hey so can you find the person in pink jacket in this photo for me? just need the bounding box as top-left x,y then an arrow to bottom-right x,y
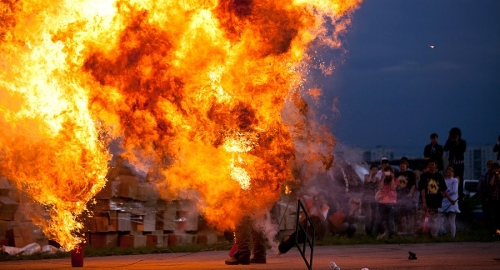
375,166 -> 398,239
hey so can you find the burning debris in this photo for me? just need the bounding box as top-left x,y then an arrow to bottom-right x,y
0,0 -> 362,249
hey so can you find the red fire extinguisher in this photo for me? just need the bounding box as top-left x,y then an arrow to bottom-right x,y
71,242 -> 84,267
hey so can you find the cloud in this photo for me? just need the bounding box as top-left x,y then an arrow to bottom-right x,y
379,61 -> 462,73
379,61 -> 419,72
426,61 -> 463,71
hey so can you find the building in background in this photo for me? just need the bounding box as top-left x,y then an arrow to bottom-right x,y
463,144 -> 496,180
363,146 -> 394,163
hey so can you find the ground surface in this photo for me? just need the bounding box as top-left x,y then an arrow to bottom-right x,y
1,241 -> 499,269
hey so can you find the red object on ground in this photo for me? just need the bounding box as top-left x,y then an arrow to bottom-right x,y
71,242 -> 84,267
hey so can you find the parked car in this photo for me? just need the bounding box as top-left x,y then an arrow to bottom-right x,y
461,179 -> 483,224
463,179 -> 478,198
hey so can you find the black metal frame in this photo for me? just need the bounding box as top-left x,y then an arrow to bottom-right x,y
295,199 -> 315,270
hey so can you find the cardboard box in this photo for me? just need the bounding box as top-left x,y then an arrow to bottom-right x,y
175,211 -> 199,232
116,212 -> 132,231
168,234 -> 192,247
116,175 -> 139,199
156,206 -> 176,231
142,213 -> 156,232
94,180 -> 119,199
82,215 -> 96,233
7,224 -> 37,248
0,237 -> 8,246
148,231 -> 164,247
0,196 -> 19,221
130,214 -> 146,232
13,202 -> 45,222
35,236 -> 49,246
135,184 -> 159,201
92,198 -> 145,213
146,234 -> 158,247
119,235 -> 146,248
90,232 -> 119,248
167,234 -> 192,247
196,230 -> 219,245
0,220 -> 8,238
86,211 -> 113,233
0,177 -> 12,196
106,211 -> 117,231
94,216 -> 110,232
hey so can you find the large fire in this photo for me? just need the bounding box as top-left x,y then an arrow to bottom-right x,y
0,0 -> 361,250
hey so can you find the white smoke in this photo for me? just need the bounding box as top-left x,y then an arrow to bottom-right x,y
253,212 -> 281,255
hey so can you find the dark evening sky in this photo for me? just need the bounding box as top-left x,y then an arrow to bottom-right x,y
313,0 -> 500,157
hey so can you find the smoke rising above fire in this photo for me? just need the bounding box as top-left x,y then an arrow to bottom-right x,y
0,0 -> 361,249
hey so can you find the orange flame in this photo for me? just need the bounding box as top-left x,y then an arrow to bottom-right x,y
0,0 -> 361,247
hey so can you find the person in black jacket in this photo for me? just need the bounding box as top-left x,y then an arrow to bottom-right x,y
493,135 -> 500,162
444,127 -> 466,202
424,133 -> 444,172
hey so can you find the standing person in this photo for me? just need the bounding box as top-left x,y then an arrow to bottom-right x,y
395,158 -> 416,235
416,159 -> 456,238
493,135 -> 500,163
225,215 -> 267,265
375,166 -> 397,239
438,167 -> 460,237
478,160 -> 495,232
362,164 -> 379,236
488,163 -> 500,237
413,169 -> 423,233
444,127 -> 466,201
424,133 -> 444,172
375,156 -> 391,181
375,156 -> 392,238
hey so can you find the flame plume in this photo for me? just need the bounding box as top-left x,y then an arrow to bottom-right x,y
0,0 -> 361,248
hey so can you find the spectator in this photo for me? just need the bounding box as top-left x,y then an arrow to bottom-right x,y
478,160 -> 495,232
375,156 -> 391,181
413,168 -> 423,232
424,133 -> 444,172
438,167 -> 460,237
362,164 -> 379,236
488,163 -> 500,237
329,197 -> 361,238
395,158 -> 416,235
302,192 -> 330,241
375,156 -> 393,238
444,127 -> 466,201
375,166 -> 397,239
278,191 -> 329,255
494,135 -> 500,162
416,159 -> 455,238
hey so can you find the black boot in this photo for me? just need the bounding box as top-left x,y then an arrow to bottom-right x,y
250,257 -> 266,264
225,256 -> 250,265
278,229 -> 307,254
251,229 -> 266,264
226,217 -> 251,264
